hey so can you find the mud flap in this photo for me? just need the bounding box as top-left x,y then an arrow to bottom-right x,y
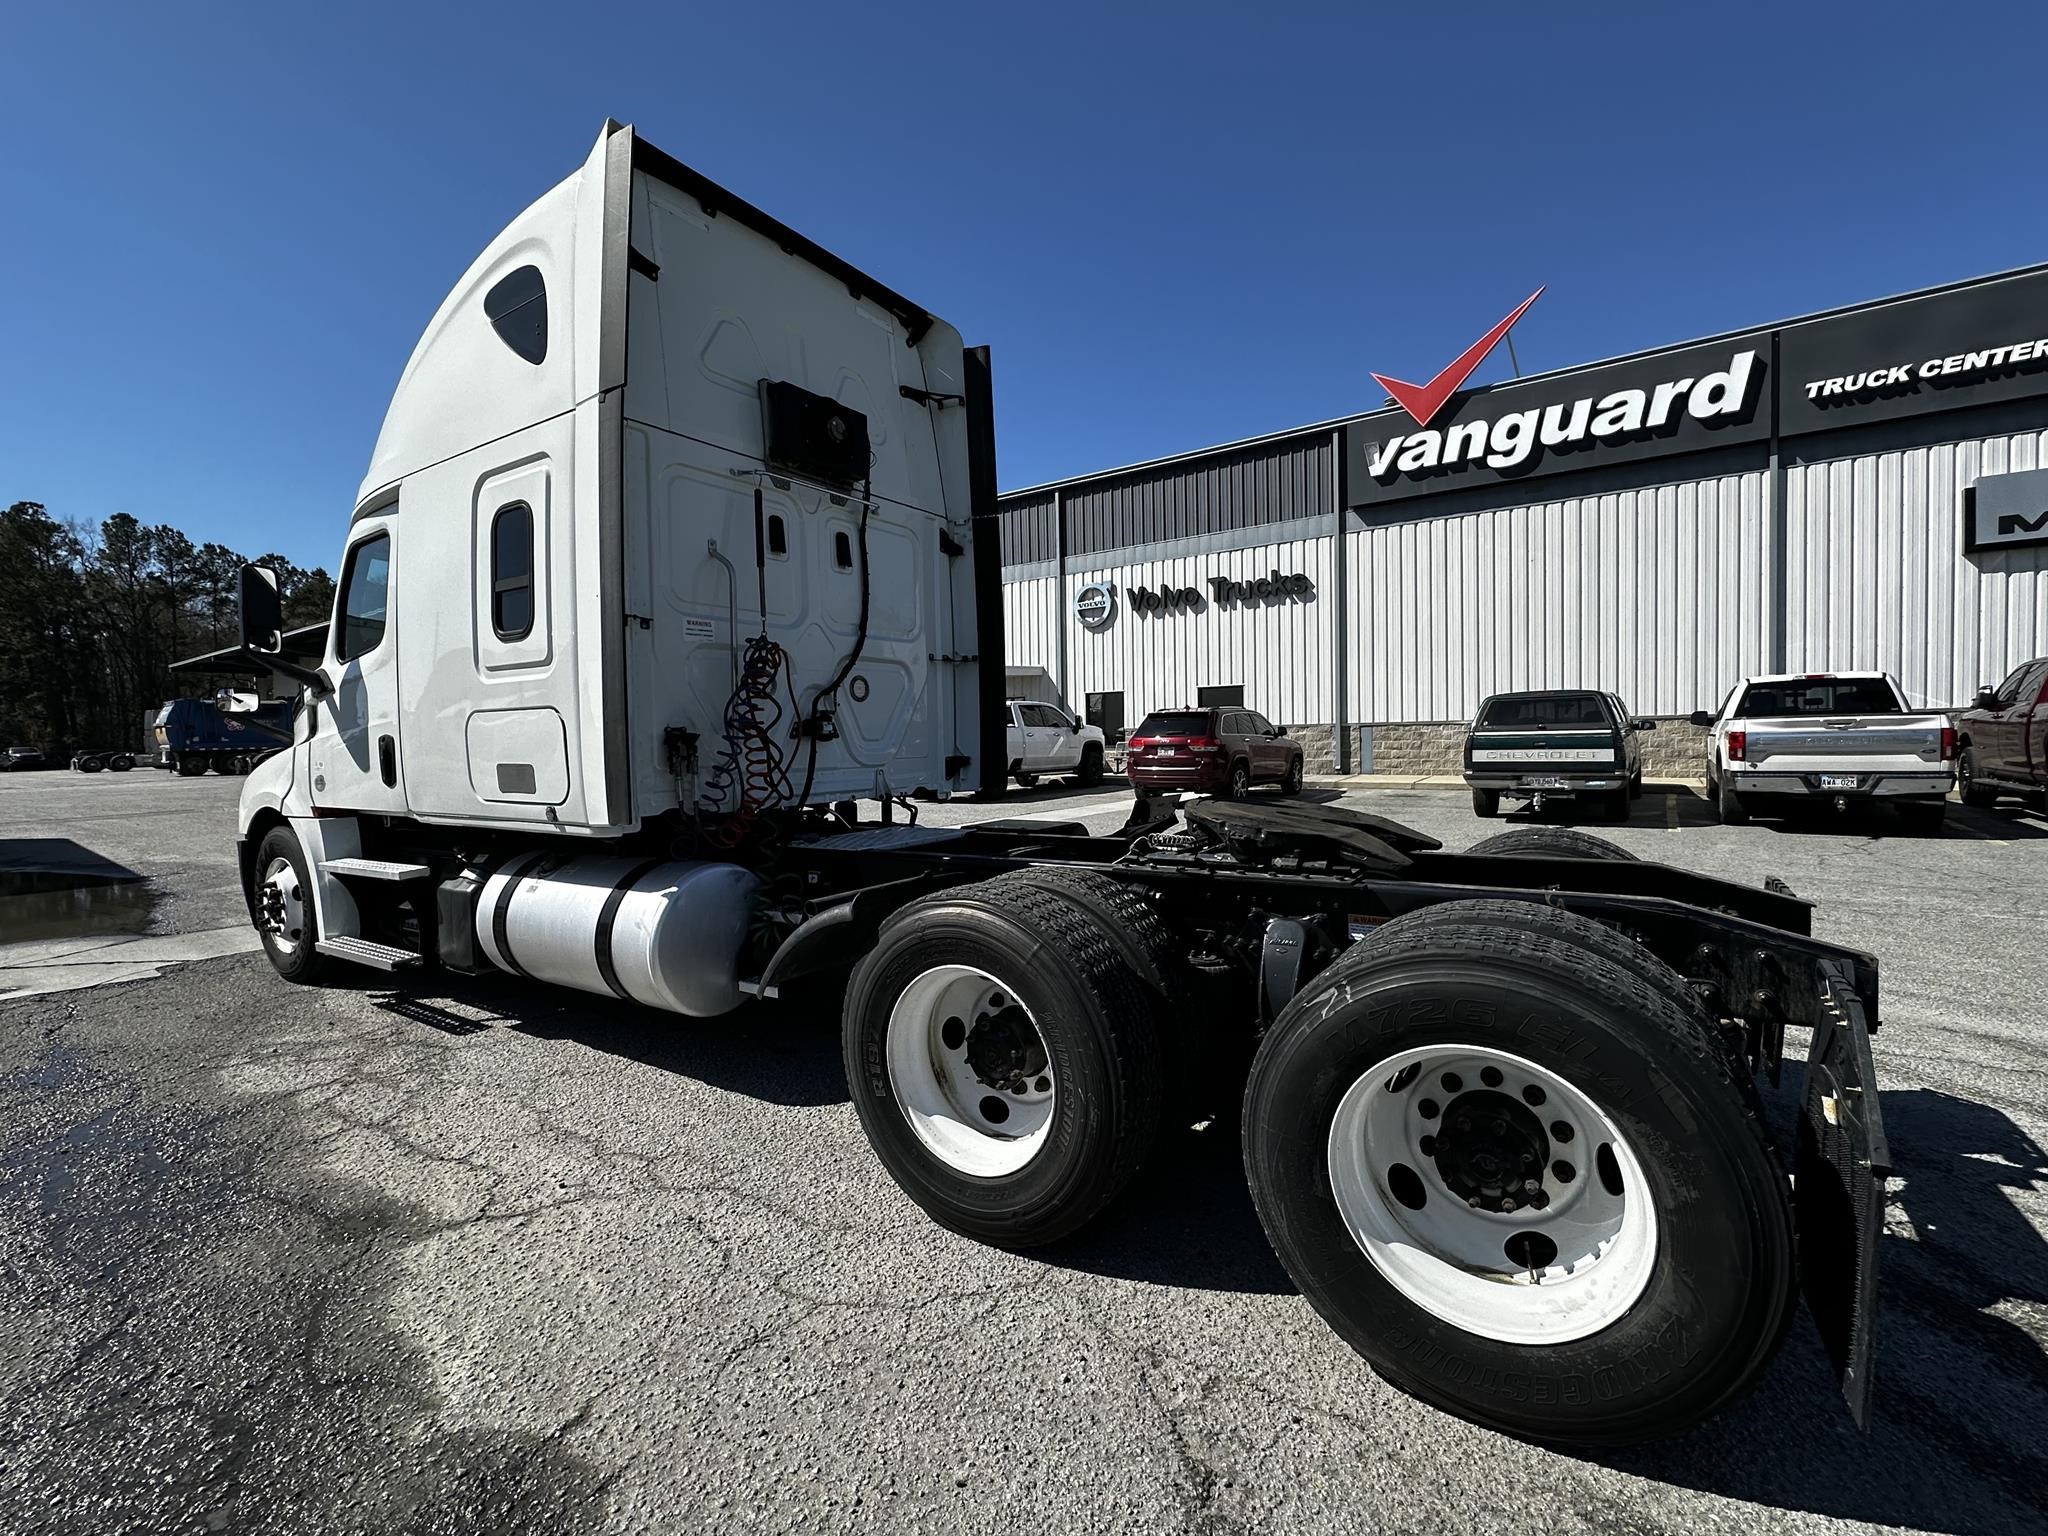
1795,958 -> 1891,1429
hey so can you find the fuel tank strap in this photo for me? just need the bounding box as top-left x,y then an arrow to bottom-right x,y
490,852 -> 544,980
593,860 -> 666,1001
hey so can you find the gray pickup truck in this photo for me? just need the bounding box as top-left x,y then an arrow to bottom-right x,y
1463,689 -> 1652,819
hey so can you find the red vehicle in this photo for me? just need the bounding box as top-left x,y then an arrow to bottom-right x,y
1126,705 -> 1304,797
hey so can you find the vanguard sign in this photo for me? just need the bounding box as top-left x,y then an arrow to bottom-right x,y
1347,334 -> 1773,506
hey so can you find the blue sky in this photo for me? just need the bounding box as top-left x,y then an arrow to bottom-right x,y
6,3 -> 2047,571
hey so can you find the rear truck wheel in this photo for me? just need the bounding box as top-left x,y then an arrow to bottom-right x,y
1958,748 -> 1997,807
1013,772 -> 1038,788
1282,756 -> 1305,795
1227,760 -> 1251,799
1602,787 -> 1632,822
1717,773 -> 1749,825
75,756 -> 103,773
1466,826 -> 1635,861
1470,788 -> 1501,818
252,825 -> 329,985
109,754 -> 134,772
1004,865 -> 1225,1123
1629,768 -> 1644,800
1242,915 -> 1795,1445
1898,799 -> 1947,836
174,754 -> 206,777
1077,743 -> 1105,786
842,874 -> 1166,1248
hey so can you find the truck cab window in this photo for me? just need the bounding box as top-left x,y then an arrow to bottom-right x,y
483,264 -> 547,364
336,533 -> 391,662
491,502 -> 534,640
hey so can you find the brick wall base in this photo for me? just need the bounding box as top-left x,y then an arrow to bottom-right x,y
1285,718 -> 1712,780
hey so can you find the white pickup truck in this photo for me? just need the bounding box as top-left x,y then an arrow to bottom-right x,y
1005,698 -> 1107,787
1691,671 -> 1954,831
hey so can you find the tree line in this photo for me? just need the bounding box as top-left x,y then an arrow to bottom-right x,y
1,500 -> 335,752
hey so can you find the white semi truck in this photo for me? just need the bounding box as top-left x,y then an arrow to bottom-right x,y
227,122 -> 1892,1447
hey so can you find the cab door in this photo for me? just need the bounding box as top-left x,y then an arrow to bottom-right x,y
311,518 -> 407,813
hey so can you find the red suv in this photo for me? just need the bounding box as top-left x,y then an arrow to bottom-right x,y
1126,706 -> 1305,797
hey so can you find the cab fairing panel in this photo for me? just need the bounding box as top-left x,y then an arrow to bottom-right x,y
620,168 -> 977,810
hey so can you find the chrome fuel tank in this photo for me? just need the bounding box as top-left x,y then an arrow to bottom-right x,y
476,854 -> 761,1016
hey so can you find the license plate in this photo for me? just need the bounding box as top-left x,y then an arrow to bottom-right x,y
1155,747 -> 1177,757
1523,776 -> 1571,789
1819,774 -> 1860,790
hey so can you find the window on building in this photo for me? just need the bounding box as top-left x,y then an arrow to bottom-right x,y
1197,684 -> 1244,708
1085,691 -> 1125,743
490,502 -> 535,640
336,533 -> 391,662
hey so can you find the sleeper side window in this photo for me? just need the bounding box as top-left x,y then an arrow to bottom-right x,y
484,265 -> 547,364
491,502 -> 535,640
336,533 -> 391,662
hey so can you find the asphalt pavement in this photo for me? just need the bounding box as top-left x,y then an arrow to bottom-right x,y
3,770 -> 2047,1534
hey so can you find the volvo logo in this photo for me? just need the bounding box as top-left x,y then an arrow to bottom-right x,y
1074,580 -> 1117,630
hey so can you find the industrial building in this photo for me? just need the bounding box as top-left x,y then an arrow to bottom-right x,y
997,264 -> 2048,775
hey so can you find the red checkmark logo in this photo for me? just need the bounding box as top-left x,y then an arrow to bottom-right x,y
1372,287 -> 1545,430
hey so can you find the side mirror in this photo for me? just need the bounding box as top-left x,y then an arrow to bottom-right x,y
1686,710 -> 1714,728
1274,726 -> 1288,737
1632,718 -> 1657,732
1974,687 -> 1999,710
1070,721 -> 1083,734
238,565 -> 283,653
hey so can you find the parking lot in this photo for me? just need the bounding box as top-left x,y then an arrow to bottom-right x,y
4,769 -> 2048,1535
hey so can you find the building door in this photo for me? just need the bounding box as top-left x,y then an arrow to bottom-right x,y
1198,684 -> 1244,709
1086,691 -> 1125,744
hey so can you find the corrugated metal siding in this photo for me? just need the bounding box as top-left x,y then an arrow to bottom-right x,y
1786,428 -> 2048,708
1062,535 -> 1335,726
1060,435 -> 1332,557
1348,471 -> 1773,722
1003,574 -> 1060,675
996,494 -> 1057,568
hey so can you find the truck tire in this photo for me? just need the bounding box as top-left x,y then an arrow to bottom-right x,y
1470,788 -> 1500,818
1958,748 -> 1998,808
74,755 -> 103,774
109,754 -> 134,772
1077,743 -> 1105,786
1242,916 -> 1795,1445
1005,865 -> 1225,1121
1600,787 -> 1631,822
1465,826 -> 1635,861
842,873 -> 1166,1248
1013,772 -> 1038,788
1350,898 -> 1754,1092
1717,774 -> 1749,825
174,754 -> 206,777
252,825 -> 329,984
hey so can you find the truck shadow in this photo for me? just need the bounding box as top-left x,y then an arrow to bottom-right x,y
1044,1117 -> 1295,1296
369,973 -> 853,1110
1597,1086 -> 2048,1533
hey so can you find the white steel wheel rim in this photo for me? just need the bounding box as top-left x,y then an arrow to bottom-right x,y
886,965 -> 1055,1178
1326,1042 -> 1657,1344
259,855 -> 308,954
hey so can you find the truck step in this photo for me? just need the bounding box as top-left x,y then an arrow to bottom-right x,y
315,936 -> 422,971
319,857 -> 434,883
